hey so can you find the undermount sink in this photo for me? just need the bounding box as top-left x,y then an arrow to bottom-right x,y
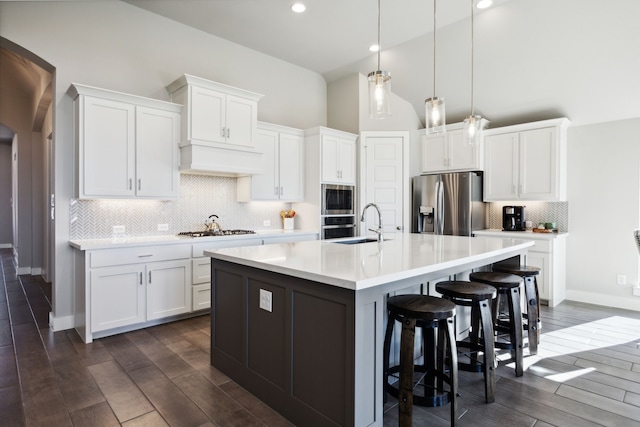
335,237 -> 383,245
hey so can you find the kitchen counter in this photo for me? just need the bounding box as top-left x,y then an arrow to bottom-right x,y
474,228 -> 569,240
69,229 -> 319,250
206,233 -> 534,291
206,233 -> 534,426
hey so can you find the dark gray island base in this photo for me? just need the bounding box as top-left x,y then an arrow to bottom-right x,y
208,235 -> 533,426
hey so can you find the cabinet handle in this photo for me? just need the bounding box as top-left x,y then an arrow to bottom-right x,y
221,127 -> 226,138
138,179 -> 141,191
519,184 -> 523,195
138,254 -> 153,258
148,271 -> 152,284
139,272 -> 142,285
280,186 -> 283,196
227,128 -> 231,138
129,179 -> 132,190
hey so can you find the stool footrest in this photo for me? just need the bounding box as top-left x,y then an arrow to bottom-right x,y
385,365 -> 454,408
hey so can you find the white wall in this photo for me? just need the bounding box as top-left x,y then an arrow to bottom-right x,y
0,0 -> 328,330
566,118 -> 640,310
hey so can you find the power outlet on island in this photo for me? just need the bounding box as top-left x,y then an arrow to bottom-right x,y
259,289 -> 273,312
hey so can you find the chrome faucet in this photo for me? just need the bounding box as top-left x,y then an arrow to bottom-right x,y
360,203 -> 384,242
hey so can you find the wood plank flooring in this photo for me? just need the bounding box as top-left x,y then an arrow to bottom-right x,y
1,247 -> 640,426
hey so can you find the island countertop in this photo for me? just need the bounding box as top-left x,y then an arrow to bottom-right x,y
205,233 -> 534,291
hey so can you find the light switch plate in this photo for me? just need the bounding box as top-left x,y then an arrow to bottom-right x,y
259,289 -> 272,312
112,225 -> 125,234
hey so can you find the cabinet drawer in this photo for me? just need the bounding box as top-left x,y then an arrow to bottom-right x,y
193,283 -> 211,311
529,239 -> 551,253
89,244 -> 191,268
192,257 -> 211,284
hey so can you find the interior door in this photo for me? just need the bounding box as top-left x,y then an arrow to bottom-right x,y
360,132 -> 409,235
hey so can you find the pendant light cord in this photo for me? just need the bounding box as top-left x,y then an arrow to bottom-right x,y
470,0 -> 475,116
432,0 -> 437,97
377,0 -> 381,70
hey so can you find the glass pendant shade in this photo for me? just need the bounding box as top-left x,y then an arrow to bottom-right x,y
463,114 -> 482,145
425,96 -> 446,134
368,70 -> 392,119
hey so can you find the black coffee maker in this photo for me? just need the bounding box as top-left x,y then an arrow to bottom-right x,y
502,206 -> 526,231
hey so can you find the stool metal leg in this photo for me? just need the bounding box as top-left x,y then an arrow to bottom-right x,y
445,317 -> 458,427
523,277 -> 539,355
399,318 -> 416,427
508,287 -> 524,376
479,299 -> 496,403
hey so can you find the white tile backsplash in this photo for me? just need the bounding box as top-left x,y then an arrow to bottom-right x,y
487,201 -> 568,231
70,175 -> 292,239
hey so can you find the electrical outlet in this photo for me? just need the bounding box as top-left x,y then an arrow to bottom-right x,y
112,225 -> 125,234
263,220 -> 271,227
633,287 -> 640,297
617,274 -> 627,285
259,289 -> 273,312
157,223 -> 169,232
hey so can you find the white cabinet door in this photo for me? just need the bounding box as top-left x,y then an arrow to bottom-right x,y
337,137 -> 356,185
279,132 -> 304,200
321,134 -> 340,183
249,128 -> 279,200
190,85 -> 226,144
483,132 -> 519,201
147,259 -> 191,321
90,265 -> 145,332
519,127 -> 557,200
448,129 -> 479,171
526,251 -> 549,301
136,106 -> 180,198
226,94 -> 258,148
82,96 -> 136,198
421,132 -> 447,173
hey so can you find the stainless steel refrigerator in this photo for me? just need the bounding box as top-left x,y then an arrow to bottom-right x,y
412,172 -> 486,236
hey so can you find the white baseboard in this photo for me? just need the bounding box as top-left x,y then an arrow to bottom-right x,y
0,243 -> 11,249
17,266 -> 31,275
49,313 -> 75,331
565,290 -> 640,312
30,267 -> 42,275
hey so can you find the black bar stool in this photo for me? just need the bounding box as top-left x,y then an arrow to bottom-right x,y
383,294 -> 458,427
435,281 -> 497,404
493,264 -> 541,355
469,271 -> 524,377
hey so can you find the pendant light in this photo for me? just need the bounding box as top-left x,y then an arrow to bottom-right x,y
368,0 -> 391,119
463,0 -> 483,145
425,0 -> 446,134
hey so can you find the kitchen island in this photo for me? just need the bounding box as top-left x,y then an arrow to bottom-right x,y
205,233 -> 534,427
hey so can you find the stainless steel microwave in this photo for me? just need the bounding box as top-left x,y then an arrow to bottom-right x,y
321,184 -> 354,215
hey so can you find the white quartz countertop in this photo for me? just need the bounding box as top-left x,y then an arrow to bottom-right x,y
206,233 -> 535,291
69,229 -> 319,250
474,229 -> 568,240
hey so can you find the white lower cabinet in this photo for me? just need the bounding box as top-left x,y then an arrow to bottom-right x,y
146,259 -> 191,320
90,264 -> 145,332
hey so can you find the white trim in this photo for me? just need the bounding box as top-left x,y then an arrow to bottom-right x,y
17,266 -> 30,275
565,290 -> 640,312
49,313 -> 74,331
0,243 -> 11,248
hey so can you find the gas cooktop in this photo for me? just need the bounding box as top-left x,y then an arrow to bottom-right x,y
178,229 -> 256,238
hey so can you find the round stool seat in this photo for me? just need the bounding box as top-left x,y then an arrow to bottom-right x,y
469,271 -> 522,289
388,294 -> 456,320
493,264 -> 540,277
436,281 -> 497,301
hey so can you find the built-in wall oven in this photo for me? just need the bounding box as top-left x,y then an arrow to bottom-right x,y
321,215 -> 357,240
321,184 -> 354,215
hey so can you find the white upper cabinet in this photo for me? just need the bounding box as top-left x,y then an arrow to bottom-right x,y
167,74 -> 264,176
237,122 -> 304,202
320,132 -> 356,185
420,121 -> 488,174
483,118 -> 570,201
68,84 -> 181,200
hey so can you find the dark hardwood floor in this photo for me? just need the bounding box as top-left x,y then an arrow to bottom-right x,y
2,247 -> 640,426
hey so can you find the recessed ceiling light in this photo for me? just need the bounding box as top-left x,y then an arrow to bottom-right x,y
369,44 -> 380,53
476,0 -> 493,9
291,3 -> 306,13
